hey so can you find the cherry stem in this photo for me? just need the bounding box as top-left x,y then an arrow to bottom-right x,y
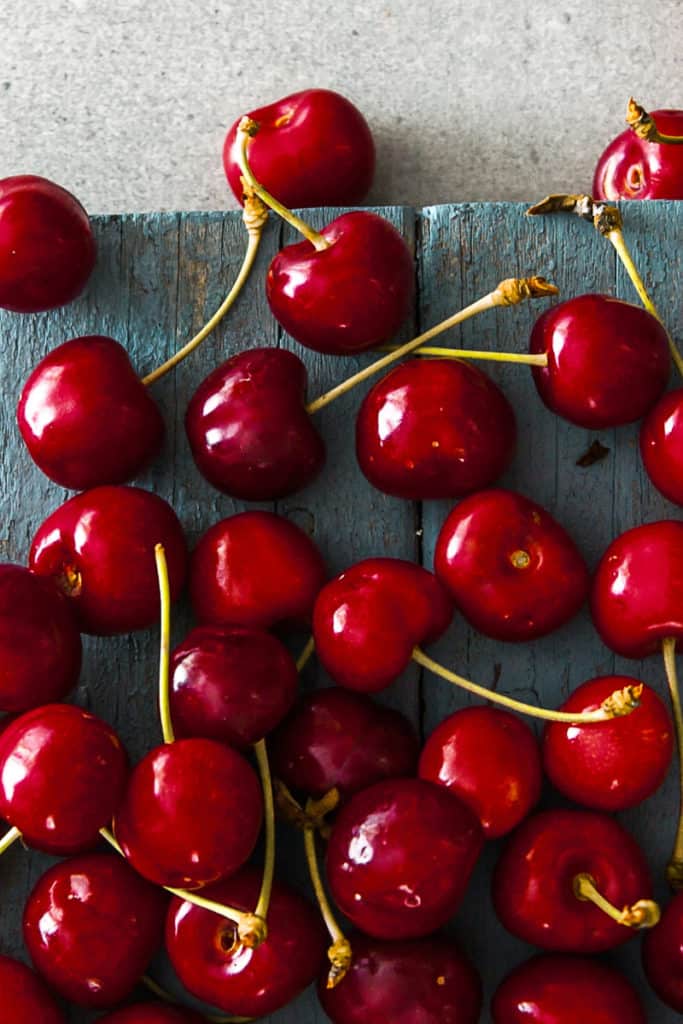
141,191 -> 269,387
573,872 -> 660,929
252,739 -> 275,925
154,543 -> 174,745
663,637 -> 683,889
412,646 -> 641,724
296,635 -> 316,672
0,826 -> 21,856
236,117 -> 330,252
274,778 -> 338,839
141,974 -> 253,1023
379,344 -> 549,367
626,98 -> 683,145
305,276 -> 559,415
303,795 -> 352,988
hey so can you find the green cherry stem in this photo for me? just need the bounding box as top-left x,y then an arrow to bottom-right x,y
252,739 -> 275,925
379,344 -> 548,366
303,796 -> 352,989
663,637 -> 683,889
0,826 -> 21,855
573,872 -> 661,928
296,636 -> 316,672
626,97 -> 683,145
154,543 -> 174,745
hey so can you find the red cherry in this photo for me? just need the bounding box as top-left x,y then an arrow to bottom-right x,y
185,347 -> 324,500
492,953 -> 646,1023
0,954 -> 65,1023
165,865 -> 327,1017
266,211 -> 415,355
23,852 -> 167,1008
0,703 -> 127,854
434,489 -> 589,642
326,777 -> 483,939
312,558 -> 453,692
17,336 -> 164,490
223,88 -> 374,208
529,294 -> 670,428
190,510 -> 326,630
543,675 -> 673,810
98,1006 -> 205,1024
594,109 -> 683,199
0,175 -> 96,312
0,564 -> 81,712
419,706 -> 542,838
640,387 -> 683,506
643,890 -> 683,1011
29,485 -> 188,635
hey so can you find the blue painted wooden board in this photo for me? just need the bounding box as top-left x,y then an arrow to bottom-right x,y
0,201 -> 680,1023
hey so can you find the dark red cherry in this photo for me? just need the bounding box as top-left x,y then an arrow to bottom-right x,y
419,706 -> 542,838
185,346 -> 324,500
0,954 -> 65,1023
0,175 -> 96,312
17,336 -> 164,490
165,865 -> 327,1017
29,485 -> 188,635
266,211 -> 414,355
543,675 -> 673,810
492,953 -> 646,1023
191,510 -> 326,630
0,564 -> 81,712
643,890 -> 683,1011
319,932 -> 482,1024
326,777 -> 483,939
23,853 -> 167,1008
594,109 -> 683,199
313,558 -> 453,692
223,88 -> 375,208
530,294 -> 670,428
640,387 -> 683,506
98,1006 -> 205,1024
356,357 -> 516,499
0,703 -> 127,854
271,686 -> 419,799
434,489 -> 589,642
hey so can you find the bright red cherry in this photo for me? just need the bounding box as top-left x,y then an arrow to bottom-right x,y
543,675 -> 673,811
640,388 -> 683,506
419,706 -> 542,838
0,564 -> 81,712
29,485 -> 188,635
191,510 -> 326,630
312,558 -> 453,692
0,175 -> 96,312
17,336 -> 164,490
165,865 -> 327,1017
643,890 -> 683,1011
185,347 -> 324,500
23,853 -> 167,1008
434,489 -> 589,642
594,109 -> 683,199
0,954 -> 65,1023
530,294 -> 670,428
326,777 -> 483,939
223,88 -> 375,208
0,703 -> 128,854
98,1006 -> 205,1023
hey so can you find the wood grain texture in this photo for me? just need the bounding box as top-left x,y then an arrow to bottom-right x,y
0,201 -> 680,1023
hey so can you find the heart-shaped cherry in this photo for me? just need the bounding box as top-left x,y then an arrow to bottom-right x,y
594,103 -> 683,200
0,175 -> 96,312
98,1006 -> 205,1023
642,890 -> 683,1011
0,954 -> 65,1023
640,388 -> 683,506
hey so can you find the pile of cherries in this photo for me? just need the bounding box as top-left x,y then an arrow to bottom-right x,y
0,88 -> 681,1024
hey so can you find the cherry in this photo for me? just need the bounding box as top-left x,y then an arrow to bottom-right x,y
23,852 -> 167,1008
642,890 -> 683,1011
434,489 -> 589,642
0,954 -> 65,1023
0,564 -> 81,712
190,510 -> 326,630
640,388 -> 683,506
223,88 -> 375,208
29,485 -> 188,635
98,1006 -> 205,1023
492,953 -> 646,1023
0,175 -> 96,312
165,865 -> 327,1017
326,777 -> 483,939
594,106 -> 683,200
419,706 -> 542,838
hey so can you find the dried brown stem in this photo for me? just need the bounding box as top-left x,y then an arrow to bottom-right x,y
626,98 -> 683,145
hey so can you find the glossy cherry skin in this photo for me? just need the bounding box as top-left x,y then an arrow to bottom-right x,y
223,88 -> 375,208
18,336 -> 164,490
0,954 -> 65,1023
29,485 -> 188,635
594,109 -> 683,199
642,890 -> 683,1011
640,388 -> 683,506
434,489 -> 590,642
492,808 -> 654,952
313,558 -> 453,693
419,706 -> 542,838
543,675 -> 673,811
114,737 -> 263,889
98,1006 -> 205,1024
166,865 -> 327,1017
591,520 -> 683,657
0,564 -> 81,712
492,953 -> 646,1023
356,357 -> 517,499
271,686 -> 419,799
319,932 -> 482,1024
0,175 -> 96,312
530,294 -> 670,428
267,211 -> 415,355
169,625 -> 299,749
23,853 -> 167,1008
191,510 -> 326,630
326,777 -> 483,939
